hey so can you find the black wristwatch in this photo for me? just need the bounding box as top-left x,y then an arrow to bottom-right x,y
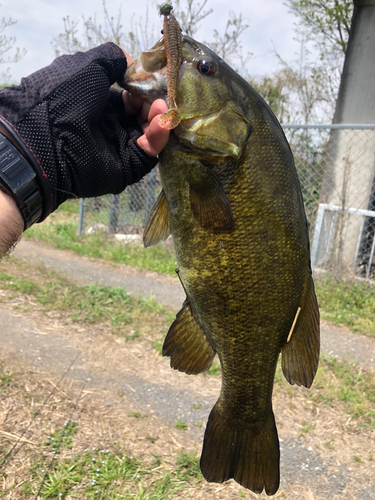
0,131 -> 45,230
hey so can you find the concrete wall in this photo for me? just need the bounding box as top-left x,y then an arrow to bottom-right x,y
323,0 -> 375,272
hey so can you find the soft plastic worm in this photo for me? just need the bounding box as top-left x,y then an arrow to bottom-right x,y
159,4 -> 182,130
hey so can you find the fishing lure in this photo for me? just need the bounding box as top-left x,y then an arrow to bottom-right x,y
159,3 -> 183,130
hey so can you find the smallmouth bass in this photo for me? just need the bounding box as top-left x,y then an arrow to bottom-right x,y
120,34 -> 320,496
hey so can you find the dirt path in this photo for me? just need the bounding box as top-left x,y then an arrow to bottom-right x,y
14,239 -> 375,368
0,238 -> 374,499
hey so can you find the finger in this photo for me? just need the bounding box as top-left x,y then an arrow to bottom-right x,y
147,99 -> 169,122
122,91 -> 144,116
137,113 -> 170,157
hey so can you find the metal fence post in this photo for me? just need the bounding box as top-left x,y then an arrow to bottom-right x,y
109,194 -> 120,233
144,168 -> 157,226
77,198 -> 86,235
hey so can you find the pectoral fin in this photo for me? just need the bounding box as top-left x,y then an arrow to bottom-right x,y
281,278 -> 320,388
143,189 -> 170,248
163,299 -> 216,374
189,164 -> 235,233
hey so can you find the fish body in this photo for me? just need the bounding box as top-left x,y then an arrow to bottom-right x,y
121,35 -> 319,496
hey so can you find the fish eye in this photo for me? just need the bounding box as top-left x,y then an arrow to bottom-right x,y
197,60 -> 215,76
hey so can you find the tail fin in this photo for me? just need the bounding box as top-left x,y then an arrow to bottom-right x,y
200,403 -> 280,496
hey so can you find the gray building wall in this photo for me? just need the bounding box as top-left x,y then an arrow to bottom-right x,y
321,0 -> 375,272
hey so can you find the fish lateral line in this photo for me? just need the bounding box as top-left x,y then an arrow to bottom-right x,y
287,307 -> 301,343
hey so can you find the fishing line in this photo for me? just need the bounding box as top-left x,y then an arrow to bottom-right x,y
0,352 -> 81,469
34,374 -> 88,500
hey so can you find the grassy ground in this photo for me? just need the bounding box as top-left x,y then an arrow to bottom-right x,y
23,201 -> 375,338
0,359 -> 203,500
0,257 -> 374,498
314,274 -> 375,338
1,260 -> 374,433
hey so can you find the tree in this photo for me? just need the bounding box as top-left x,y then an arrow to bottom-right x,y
0,8 -> 26,82
52,0 -> 249,67
257,0 -> 354,124
285,0 -> 353,57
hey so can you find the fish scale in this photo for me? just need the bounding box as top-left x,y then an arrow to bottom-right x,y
121,33 -> 320,496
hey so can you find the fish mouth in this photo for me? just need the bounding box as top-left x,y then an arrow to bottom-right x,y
120,56 -> 167,102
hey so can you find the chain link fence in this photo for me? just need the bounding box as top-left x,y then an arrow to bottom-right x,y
77,125 -> 375,279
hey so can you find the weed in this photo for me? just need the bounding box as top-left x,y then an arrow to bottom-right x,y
25,218 -> 177,276
175,450 -> 202,481
273,355 -> 375,429
324,440 -> 335,450
127,411 -> 144,419
352,455 -> 364,463
23,446 -> 202,498
206,358 -> 221,377
42,422 -> 78,451
299,421 -> 315,435
175,421 -> 188,430
303,355 -> 374,428
315,274 -> 375,337
0,371 -> 12,392
0,272 -> 35,294
0,268 -> 167,336
152,337 -> 164,354
192,402 -> 202,410
125,328 -> 141,340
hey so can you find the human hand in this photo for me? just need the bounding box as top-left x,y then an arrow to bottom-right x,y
118,49 -> 170,157
0,43 -> 169,217
123,93 -> 170,156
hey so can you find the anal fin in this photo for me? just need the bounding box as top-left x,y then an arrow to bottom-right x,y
143,189 -> 170,248
162,299 -> 216,374
281,277 -> 320,388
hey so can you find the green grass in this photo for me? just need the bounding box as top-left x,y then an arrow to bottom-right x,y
175,421 -> 188,431
0,371 -> 12,392
18,423 -> 202,499
305,355 -> 375,428
206,358 -> 221,377
315,274 -> 375,337
24,201 -> 375,338
57,199 -> 81,214
25,219 -> 177,276
0,270 -> 167,336
272,354 -> 375,429
42,422 -> 78,451
2,266 -> 373,432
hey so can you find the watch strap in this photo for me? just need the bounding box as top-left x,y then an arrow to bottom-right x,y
0,132 -> 44,229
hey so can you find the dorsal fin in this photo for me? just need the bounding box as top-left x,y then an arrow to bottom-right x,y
143,189 -> 170,248
281,277 -> 320,388
163,299 -> 216,375
188,163 -> 235,233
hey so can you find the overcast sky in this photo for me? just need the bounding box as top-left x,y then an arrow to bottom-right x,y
1,0 -> 303,83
